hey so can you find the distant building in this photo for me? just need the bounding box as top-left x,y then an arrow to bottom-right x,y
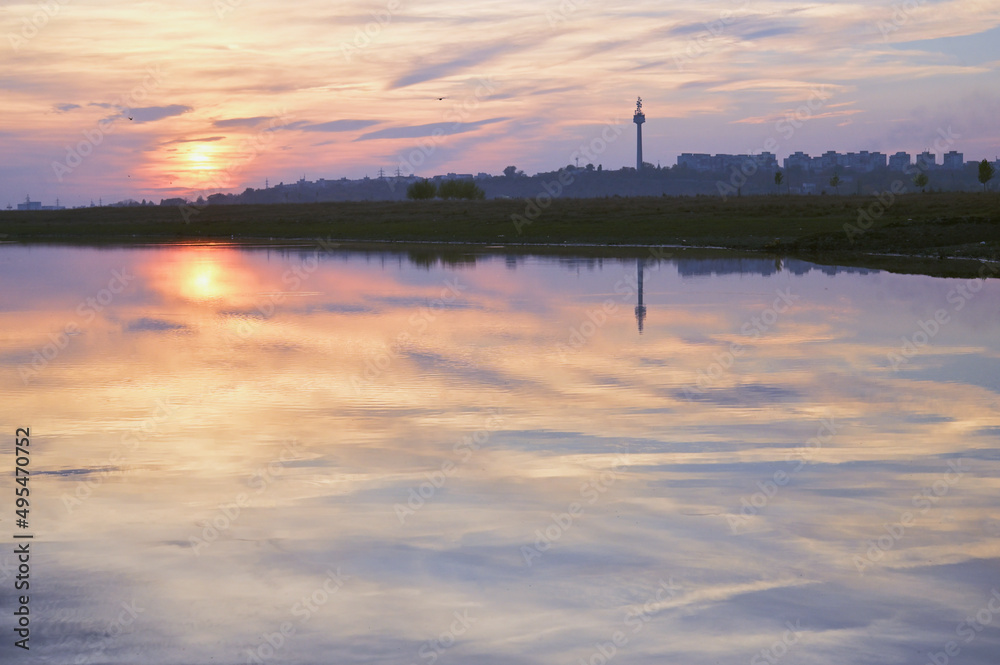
845,151 -> 886,171
888,152 -> 911,171
677,152 -> 776,173
756,152 -> 779,169
814,150 -> 838,171
942,151 -> 964,169
867,151 -> 888,170
784,151 -> 811,171
16,197 -> 64,211
677,153 -> 714,171
916,151 -> 936,169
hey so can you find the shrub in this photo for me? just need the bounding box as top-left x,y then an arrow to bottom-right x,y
438,179 -> 485,200
406,179 -> 437,200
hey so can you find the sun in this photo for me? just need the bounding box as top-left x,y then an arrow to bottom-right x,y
186,145 -> 217,172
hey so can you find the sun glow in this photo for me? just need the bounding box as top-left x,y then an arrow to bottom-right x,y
186,145 -> 217,172
184,261 -> 227,302
142,248 -> 251,304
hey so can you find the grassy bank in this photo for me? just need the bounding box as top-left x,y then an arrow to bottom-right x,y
1,192 -> 997,275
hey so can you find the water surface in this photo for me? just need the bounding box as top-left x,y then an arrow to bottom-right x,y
1,243 -> 999,665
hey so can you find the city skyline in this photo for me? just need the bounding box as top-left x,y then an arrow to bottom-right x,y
3,0 -> 999,207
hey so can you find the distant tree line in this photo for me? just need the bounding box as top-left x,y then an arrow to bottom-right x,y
407,179 -> 485,200
144,158 -> 999,208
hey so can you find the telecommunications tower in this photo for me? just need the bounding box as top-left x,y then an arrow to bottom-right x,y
633,97 -> 645,171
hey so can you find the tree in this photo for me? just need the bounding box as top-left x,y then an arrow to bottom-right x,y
913,172 -> 929,192
829,174 -> 841,195
774,171 -> 783,194
406,179 -> 436,200
438,179 -> 485,200
979,159 -> 996,192
503,165 -> 518,178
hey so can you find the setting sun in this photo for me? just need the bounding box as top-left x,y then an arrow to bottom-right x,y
186,145 -> 217,172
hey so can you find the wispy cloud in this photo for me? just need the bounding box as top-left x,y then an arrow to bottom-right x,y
297,120 -> 381,132
355,118 -> 508,141
389,40 -> 533,89
127,105 -> 193,123
212,116 -> 273,128
87,103 -> 193,123
164,136 -> 226,144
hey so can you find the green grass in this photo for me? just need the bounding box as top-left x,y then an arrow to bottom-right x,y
1,192 -> 998,277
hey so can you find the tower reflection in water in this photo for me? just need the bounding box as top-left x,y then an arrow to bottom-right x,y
635,258 -> 646,333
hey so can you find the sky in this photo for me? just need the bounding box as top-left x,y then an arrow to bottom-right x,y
2,0 -> 1000,206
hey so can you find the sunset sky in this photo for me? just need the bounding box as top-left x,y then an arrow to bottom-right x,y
2,0 -> 999,206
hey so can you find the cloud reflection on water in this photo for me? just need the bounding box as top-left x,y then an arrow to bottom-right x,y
0,245 -> 998,665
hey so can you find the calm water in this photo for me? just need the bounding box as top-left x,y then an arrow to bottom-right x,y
2,243 -> 999,665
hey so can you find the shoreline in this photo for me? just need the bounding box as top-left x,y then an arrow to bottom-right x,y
1,192 -> 997,278
2,235 -> 996,280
